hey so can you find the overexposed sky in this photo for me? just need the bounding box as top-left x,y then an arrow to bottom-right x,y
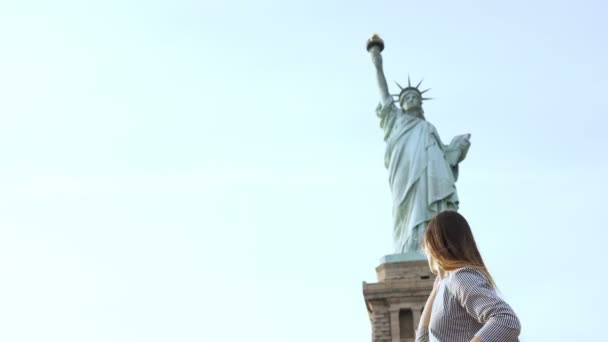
1,1 -> 607,341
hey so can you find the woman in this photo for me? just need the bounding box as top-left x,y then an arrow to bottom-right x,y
416,210 -> 521,342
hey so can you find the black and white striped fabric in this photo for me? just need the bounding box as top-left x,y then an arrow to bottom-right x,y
416,268 -> 521,342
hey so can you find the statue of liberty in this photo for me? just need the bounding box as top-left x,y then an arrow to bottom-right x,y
367,34 -> 471,258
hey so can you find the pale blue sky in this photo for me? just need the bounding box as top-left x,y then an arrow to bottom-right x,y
1,1 -> 607,341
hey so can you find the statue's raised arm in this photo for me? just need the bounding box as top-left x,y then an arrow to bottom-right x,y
367,34 -> 392,107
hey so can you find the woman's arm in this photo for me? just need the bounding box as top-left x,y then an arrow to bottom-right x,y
416,275 -> 442,342
449,269 -> 521,342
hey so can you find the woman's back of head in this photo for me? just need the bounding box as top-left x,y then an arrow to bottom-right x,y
423,210 -> 496,287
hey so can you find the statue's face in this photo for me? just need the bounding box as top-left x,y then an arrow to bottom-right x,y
400,91 -> 422,111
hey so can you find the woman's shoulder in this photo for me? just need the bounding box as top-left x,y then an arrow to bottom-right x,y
445,267 -> 490,292
448,267 -> 485,277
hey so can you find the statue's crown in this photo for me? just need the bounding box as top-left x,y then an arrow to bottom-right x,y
393,76 -> 432,102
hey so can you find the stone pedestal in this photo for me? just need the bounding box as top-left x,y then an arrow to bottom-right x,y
363,260 -> 434,342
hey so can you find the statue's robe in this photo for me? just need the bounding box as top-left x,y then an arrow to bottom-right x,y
376,101 -> 470,253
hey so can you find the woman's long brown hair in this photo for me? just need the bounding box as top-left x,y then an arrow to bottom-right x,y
422,210 -> 496,288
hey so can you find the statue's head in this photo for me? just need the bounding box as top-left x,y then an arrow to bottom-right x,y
399,90 -> 423,111
422,210 -> 497,288
394,76 -> 431,115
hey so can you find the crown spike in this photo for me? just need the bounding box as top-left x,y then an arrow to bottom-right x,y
394,81 -> 403,90
420,88 -> 431,94
422,97 -> 433,101
416,78 -> 424,89
408,74 -> 411,87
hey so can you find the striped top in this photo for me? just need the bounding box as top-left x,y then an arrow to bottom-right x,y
416,268 -> 521,342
